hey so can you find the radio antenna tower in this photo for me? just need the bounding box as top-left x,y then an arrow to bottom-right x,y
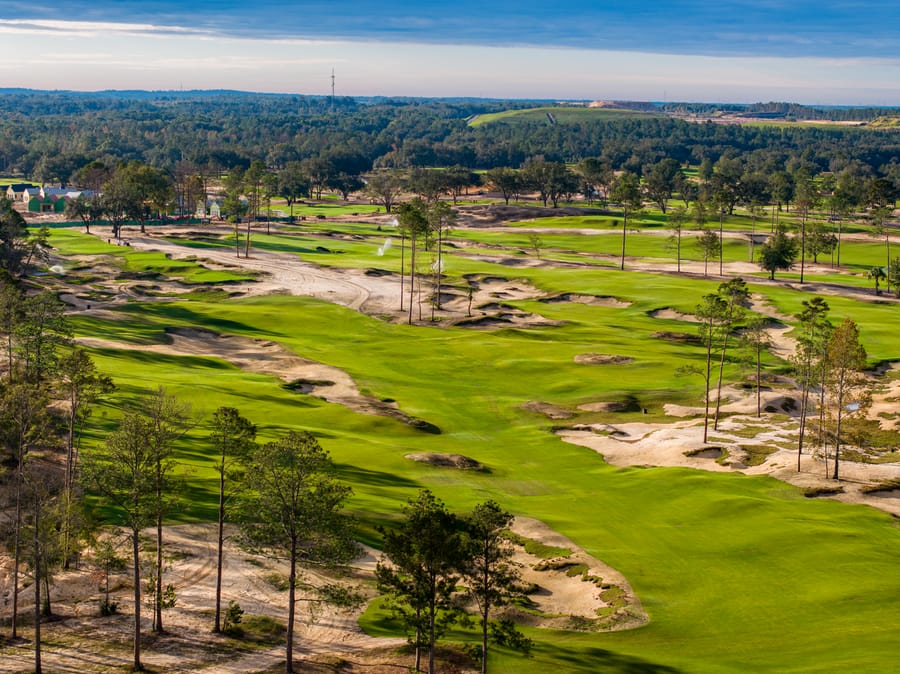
330,69 -> 335,112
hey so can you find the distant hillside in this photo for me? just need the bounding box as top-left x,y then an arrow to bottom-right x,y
661,100 -> 900,122
468,105 -> 660,127
868,116 -> 900,128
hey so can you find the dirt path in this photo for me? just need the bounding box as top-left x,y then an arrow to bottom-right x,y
128,230 -> 392,315
94,226 -> 555,329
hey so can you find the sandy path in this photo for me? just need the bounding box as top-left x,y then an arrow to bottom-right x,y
128,231 -> 394,315
93,226 -> 556,329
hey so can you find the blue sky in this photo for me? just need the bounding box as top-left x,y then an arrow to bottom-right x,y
1,2 -> 899,103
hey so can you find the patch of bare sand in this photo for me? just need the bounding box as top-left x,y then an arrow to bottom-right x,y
648,307 -> 699,322
663,384 -> 799,418
509,518 -> 647,631
574,353 -> 634,366
870,363 -> 900,431
405,453 -> 484,470
540,293 -> 632,308
0,524 -> 403,674
560,380 -> 900,517
577,401 -> 629,413
522,400 -> 574,419
75,328 -> 437,431
748,295 -> 797,360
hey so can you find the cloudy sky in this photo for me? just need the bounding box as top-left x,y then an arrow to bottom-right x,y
1,1 -> 898,104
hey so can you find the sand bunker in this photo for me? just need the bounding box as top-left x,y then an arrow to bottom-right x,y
652,330 -> 701,344
523,401 -> 574,419
405,453 -> 484,470
574,353 -> 634,366
648,307 -> 699,322
577,401 -> 630,413
509,517 -> 646,631
540,293 -> 632,308
559,403 -> 900,517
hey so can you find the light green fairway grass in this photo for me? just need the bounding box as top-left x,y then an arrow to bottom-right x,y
49,229 -> 256,284
57,215 -> 900,674
270,202 -> 383,218
72,292 -> 900,674
469,106 -> 661,128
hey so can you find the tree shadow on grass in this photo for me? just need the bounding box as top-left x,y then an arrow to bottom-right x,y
534,644 -> 683,674
115,303 -> 274,338
334,463 -> 420,490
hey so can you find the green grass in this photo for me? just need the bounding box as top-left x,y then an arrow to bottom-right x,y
269,202 -> 383,218
1,176 -> 36,186
54,219 -> 900,674
468,106 -> 661,128
48,229 -> 256,284
504,531 -> 573,559
868,116 -> 900,129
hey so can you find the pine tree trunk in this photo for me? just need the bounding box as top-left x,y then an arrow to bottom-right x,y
286,537 -> 297,674
481,562 -> 490,674
214,451 -> 226,633
719,211 -> 724,276
833,387 -> 844,480
800,217 -> 806,283
12,457 -> 23,639
414,623 -> 422,672
677,232 -> 681,273
703,328 -> 713,443
132,530 -> 142,671
399,231 -> 405,311
797,366 -> 811,471
34,500 -> 42,674
713,333 -> 730,430
428,588 -> 436,674
408,232 -> 416,325
155,488 -> 164,632
756,346 -> 762,417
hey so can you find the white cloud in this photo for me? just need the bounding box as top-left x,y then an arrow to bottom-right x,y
0,18 -> 215,38
0,19 -> 898,104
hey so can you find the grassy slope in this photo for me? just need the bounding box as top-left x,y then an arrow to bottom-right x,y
52,227 -> 900,673
469,107 -> 660,128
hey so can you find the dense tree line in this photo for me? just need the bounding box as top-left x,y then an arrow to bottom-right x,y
2,92 -> 900,184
